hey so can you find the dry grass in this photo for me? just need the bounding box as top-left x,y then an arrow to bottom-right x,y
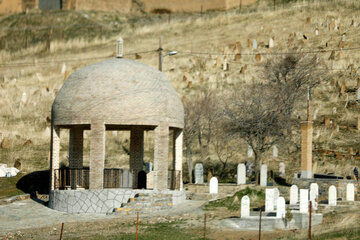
0,0 -> 359,180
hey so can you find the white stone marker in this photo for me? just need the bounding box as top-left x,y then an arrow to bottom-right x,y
269,38 -> 274,48
328,185 -> 337,206
300,189 -> 309,213
260,164 -> 267,187
276,197 -> 286,218
195,163 -> 204,184
274,187 -> 280,208
265,188 -> 275,212
241,195 -> 250,218
237,163 -> 246,185
209,177 -> 218,194
290,185 -> 298,205
273,145 -> 278,158
310,183 -> 319,210
346,183 -> 355,201
252,39 -> 258,49
279,162 -> 285,177
247,145 -> 253,157
357,88 -> 360,101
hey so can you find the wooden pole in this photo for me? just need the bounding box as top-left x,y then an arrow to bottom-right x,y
59,223 -> 64,240
204,213 -> 206,240
136,212 -> 139,240
309,201 -> 312,240
158,36 -> 163,72
259,208 -> 262,240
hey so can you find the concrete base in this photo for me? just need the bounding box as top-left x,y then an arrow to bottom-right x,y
49,189 -> 186,214
222,211 -> 322,231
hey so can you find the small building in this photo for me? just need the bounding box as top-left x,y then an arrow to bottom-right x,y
48,39 -> 185,213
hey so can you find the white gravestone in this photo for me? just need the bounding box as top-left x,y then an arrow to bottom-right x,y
274,188 -> 280,208
357,88 -> 360,101
310,183 -> 319,210
346,183 -> 355,201
300,189 -> 309,213
328,185 -> 337,206
276,197 -> 286,218
279,162 -> 285,177
241,195 -> 250,218
290,185 -> 298,205
265,188 -> 275,212
252,39 -> 257,49
195,163 -> 204,184
209,177 -> 218,194
273,145 -> 278,158
247,145 -> 253,157
315,29 -> 319,35
269,38 -> 274,48
237,163 -> 246,185
260,164 -> 267,187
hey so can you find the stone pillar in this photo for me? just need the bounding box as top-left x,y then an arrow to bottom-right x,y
153,122 -> 169,190
129,128 -> 144,188
301,121 -> 313,179
69,127 -> 84,189
173,129 -> 183,190
50,126 -> 60,190
89,121 -> 105,190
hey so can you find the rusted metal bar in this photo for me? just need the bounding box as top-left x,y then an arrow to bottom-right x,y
136,212 -> 139,240
309,201 -> 312,240
204,213 -> 206,240
59,222 -> 64,240
259,207 -> 262,240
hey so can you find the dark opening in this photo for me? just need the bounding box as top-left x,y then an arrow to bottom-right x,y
138,171 -> 147,189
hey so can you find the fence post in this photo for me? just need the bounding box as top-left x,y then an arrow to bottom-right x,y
136,212 -> 139,240
259,208 -> 262,240
309,201 -> 312,240
204,213 -> 206,240
59,223 -> 64,240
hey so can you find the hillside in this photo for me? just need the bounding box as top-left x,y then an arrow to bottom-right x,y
0,0 -> 359,184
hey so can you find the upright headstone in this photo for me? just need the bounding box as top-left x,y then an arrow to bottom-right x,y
252,39 -> 257,49
356,88 -> 360,101
310,183 -> 319,210
274,188 -> 280,208
265,188 -> 275,212
241,195 -> 250,218
195,163 -> 204,184
279,162 -> 285,177
247,145 -> 253,157
209,177 -> 218,194
273,145 -> 278,158
315,28 -> 319,35
269,38 -> 274,48
346,183 -> 355,201
237,163 -> 246,184
290,185 -> 298,205
260,164 -> 267,187
328,185 -> 337,206
299,189 -> 309,213
276,197 -> 286,218
246,160 -> 253,176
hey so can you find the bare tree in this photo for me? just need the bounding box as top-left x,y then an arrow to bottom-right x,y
222,54 -> 326,183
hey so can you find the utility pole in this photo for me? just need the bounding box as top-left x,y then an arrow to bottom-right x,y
158,36 -> 163,71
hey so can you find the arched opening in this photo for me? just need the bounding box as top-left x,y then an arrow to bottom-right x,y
137,170 -> 147,189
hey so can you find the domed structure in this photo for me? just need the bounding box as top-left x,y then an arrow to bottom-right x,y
52,58 -> 183,128
49,52 -> 185,214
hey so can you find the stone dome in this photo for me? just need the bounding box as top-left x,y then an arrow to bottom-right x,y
52,58 -> 184,128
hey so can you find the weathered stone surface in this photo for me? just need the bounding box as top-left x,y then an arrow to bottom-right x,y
276,197 -> 285,218
290,185 -> 298,205
328,185 -> 337,206
260,164 -> 267,187
346,183 -> 354,201
237,163 -> 246,185
195,163 -> 204,184
241,195 -> 250,218
265,188 -> 274,212
299,189 -> 309,213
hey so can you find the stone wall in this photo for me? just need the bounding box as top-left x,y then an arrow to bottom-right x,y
62,0 -> 132,13
0,0 -> 36,14
294,178 -> 359,201
186,183 -> 253,195
49,189 -> 185,213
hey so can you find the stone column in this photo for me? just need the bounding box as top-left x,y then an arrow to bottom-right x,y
50,126 -> 60,190
173,129 -> 183,190
69,127 -> 84,189
153,122 -> 169,190
89,121 -> 105,190
301,121 -> 313,179
129,128 -> 144,188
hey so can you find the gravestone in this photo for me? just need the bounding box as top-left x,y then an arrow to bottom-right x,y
195,163 -> 204,184
274,188 -> 280,208
241,195 -> 250,218
328,185 -> 337,206
265,188 -> 274,212
310,183 -> 319,210
247,145 -> 253,157
346,183 -> 355,201
269,38 -> 274,48
299,189 -> 309,213
246,160 -> 253,176
290,185 -> 298,205
276,197 -> 286,218
237,163 -> 246,184
209,177 -> 218,194
356,88 -> 360,100
260,164 -> 267,187
342,33 -> 346,41
273,145 -> 278,158
279,162 -> 285,177
315,28 -> 319,35
252,39 -> 257,49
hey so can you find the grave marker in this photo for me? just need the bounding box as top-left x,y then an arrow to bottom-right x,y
279,162 -> 285,177
299,189 -> 309,213
195,163 -> 204,184
265,188 -> 274,212
310,183 -> 319,210
237,163 -> 246,184
246,160 -> 253,176
247,145 -> 253,157
260,164 -> 267,187
273,145 -> 278,158
276,197 -> 286,218
346,183 -> 355,201
290,185 -> 298,205
252,39 -> 257,49
241,195 -> 250,218
269,38 -> 274,48
328,185 -> 337,206
209,177 -> 218,194
274,188 -> 279,208
356,88 -> 360,100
